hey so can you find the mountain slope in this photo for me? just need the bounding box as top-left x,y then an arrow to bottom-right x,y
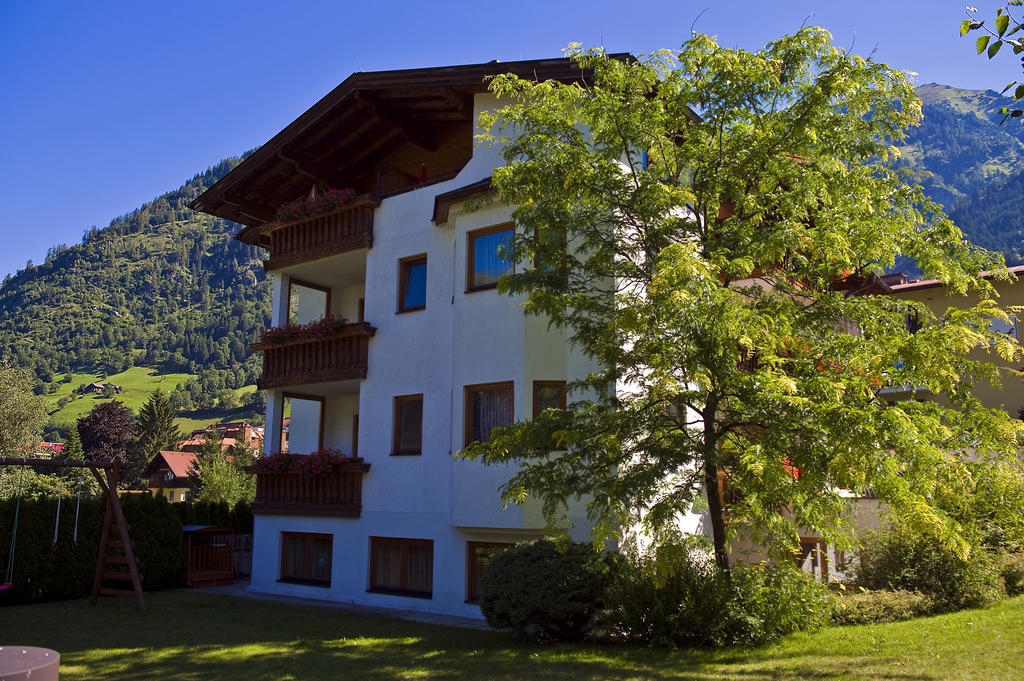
896,84 -> 1024,265
0,157 -> 271,427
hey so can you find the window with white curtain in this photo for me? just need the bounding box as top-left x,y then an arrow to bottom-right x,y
464,382 -> 514,446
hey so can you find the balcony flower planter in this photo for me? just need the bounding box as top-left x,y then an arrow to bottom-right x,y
251,322 -> 376,390
255,314 -> 350,348
273,187 -> 357,224
248,455 -> 371,518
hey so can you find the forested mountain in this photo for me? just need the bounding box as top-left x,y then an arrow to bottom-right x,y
899,84 -> 1024,265
0,156 -> 271,423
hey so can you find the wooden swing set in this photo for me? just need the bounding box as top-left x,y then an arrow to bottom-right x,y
0,457 -> 145,609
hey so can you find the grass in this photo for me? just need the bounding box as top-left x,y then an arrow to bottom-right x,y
45,367 -> 260,433
1,591 -> 1022,680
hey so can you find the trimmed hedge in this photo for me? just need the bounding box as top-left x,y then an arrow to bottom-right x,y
171,499 -> 253,532
0,492 -> 183,605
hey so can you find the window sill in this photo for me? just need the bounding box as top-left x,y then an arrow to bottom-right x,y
465,284 -> 498,294
389,451 -> 422,456
278,578 -> 330,588
396,305 -> 426,314
366,588 -> 432,599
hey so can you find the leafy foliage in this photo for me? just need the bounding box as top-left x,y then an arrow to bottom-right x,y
962,3 -> 1024,124
605,538 -> 829,646
479,539 -> 621,641
851,522 -> 1006,611
77,400 -> 133,465
464,33 -> 1024,569
190,433 -> 256,506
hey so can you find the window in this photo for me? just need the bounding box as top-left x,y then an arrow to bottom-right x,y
392,394 -> 423,455
532,380 -> 566,418
281,393 -> 325,454
466,541 -> 513,603
467,224 -> 514,291
398,255 -> 427,312
464,382 -> 514,446
369,537 -> 433,597
987,315 -> 1018,340
288,279 -> 331,325
280,532 -> 332,587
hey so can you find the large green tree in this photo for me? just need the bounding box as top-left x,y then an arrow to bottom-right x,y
132,389 -> 182,467
462,30 -> 1024,569
0,367 -> 47,456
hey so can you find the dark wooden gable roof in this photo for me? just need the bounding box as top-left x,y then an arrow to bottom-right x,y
191,56 -> 628,236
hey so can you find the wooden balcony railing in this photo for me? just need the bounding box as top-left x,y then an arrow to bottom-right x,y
250,462 -> 371,517
264,196 -> 379,271
252,322 -> 376,390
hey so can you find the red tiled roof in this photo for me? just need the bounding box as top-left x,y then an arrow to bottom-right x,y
145,451 -> 197,479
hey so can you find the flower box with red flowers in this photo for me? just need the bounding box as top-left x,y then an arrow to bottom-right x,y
273,187 -> 357,225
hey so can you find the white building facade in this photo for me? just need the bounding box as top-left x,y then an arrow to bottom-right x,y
192,59 -> 604,617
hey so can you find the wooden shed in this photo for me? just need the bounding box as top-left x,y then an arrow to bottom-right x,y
184,525 -> 235,588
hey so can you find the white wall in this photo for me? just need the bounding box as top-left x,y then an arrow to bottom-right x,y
251,90 -> 603,616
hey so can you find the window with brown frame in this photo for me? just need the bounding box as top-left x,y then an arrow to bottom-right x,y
369,537 -> 433,598
288,278 -> 331,325
397,255 -> 427,312
280,532 -> 332,587
392,394 -> 423,455
464,382 -> 514,446
466,541 -> 513,603
280,393 -> 325,454
467,224 -> 514,291
532,380 -> 566,418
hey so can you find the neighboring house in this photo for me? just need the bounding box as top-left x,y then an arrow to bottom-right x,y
191,57 -> 607,618
752,266 -> 1024,582
179,421 -> 264,454
144,451 -> 197,503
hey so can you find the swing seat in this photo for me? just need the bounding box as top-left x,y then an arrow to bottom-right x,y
0,582 -> 12,592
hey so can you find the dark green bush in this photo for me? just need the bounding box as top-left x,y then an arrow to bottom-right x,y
0,491 -> 184,604
605,539 -> 829,647
479,539 -> 622,641
829,588 -> 936,626
851,523 -> 1005,611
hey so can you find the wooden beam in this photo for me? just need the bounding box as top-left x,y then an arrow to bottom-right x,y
355,93 -> 440,151
222,195 -> 276,223
106,463 -> 146,610
440,85 -> 474,120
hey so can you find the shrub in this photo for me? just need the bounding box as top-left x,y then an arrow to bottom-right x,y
998,552 -> 1024,597
479,539 -> 621,641
829,589 -> 936,626
605,539 -> 829,647
851,523 -> 1005,611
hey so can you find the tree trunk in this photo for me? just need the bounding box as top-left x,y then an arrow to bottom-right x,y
702,398 -> 729,573
704,457 -> 730,573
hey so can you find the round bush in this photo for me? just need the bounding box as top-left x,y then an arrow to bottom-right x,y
479,539 -> 621,641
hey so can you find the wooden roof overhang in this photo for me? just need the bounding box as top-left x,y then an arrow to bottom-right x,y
191,56 -> 629,245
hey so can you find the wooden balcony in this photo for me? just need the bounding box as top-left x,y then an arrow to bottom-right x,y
252,322 -> 375,390
264,196 -> 379,271
251,462 -> 371,518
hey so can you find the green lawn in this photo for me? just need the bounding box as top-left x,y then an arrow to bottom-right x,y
45,367 -> 260,433
0,591 -> 1021,680
46,367 -> 196,428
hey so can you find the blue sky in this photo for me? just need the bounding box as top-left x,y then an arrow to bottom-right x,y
0,0 -> 1017,279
